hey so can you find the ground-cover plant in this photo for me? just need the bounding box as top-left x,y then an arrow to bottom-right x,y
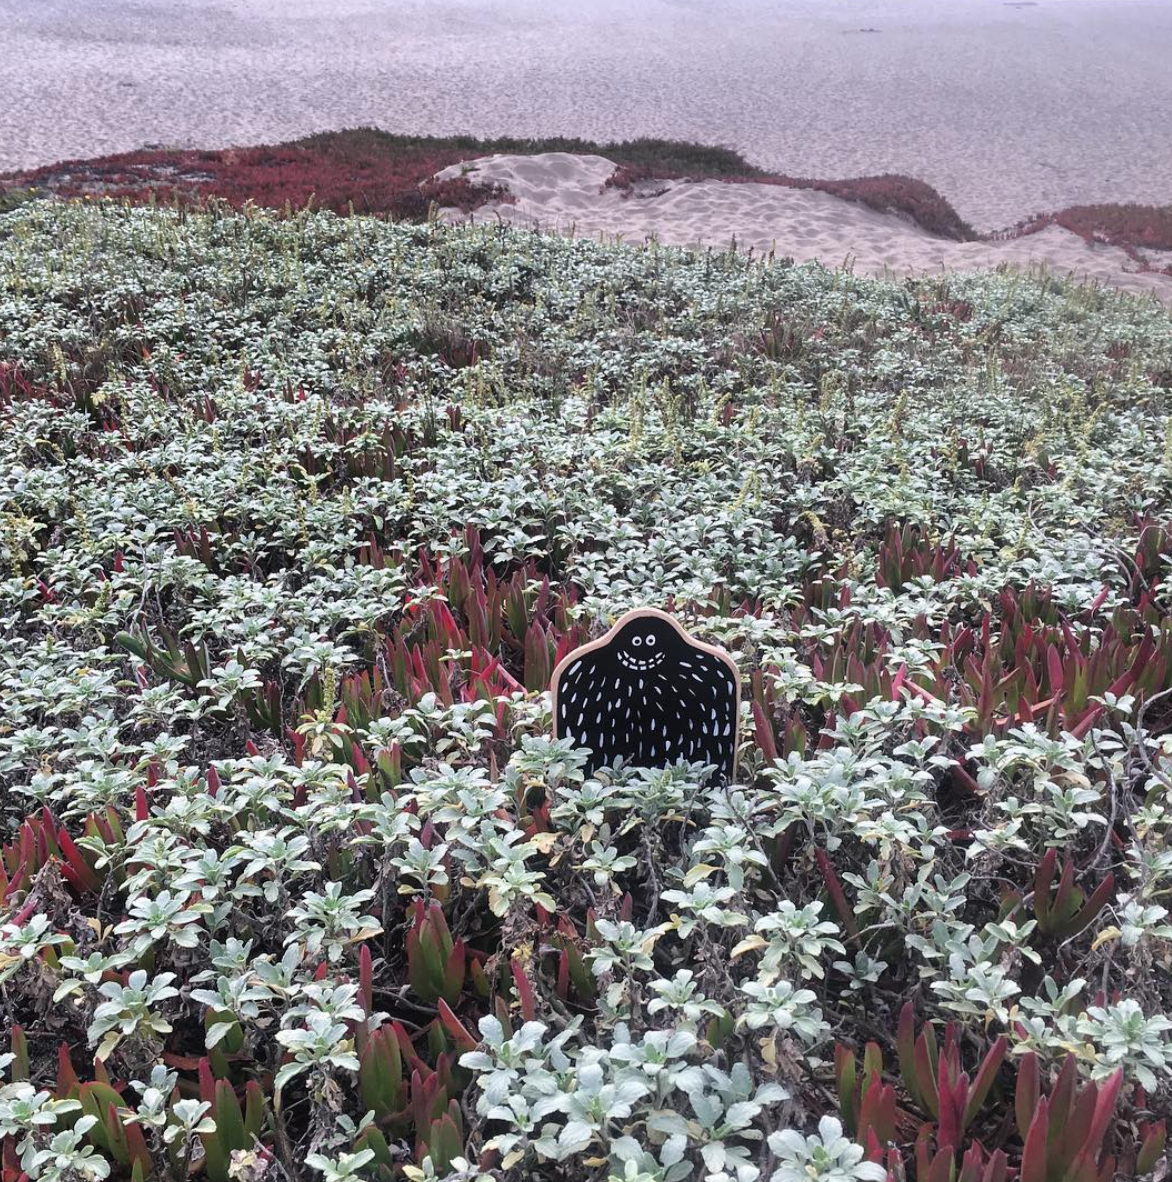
0,130 -> 981,243
7,128 -> 1172,260
0,197 -> 1171,1182
0,135 -> 508,220
0,131 -> 763,224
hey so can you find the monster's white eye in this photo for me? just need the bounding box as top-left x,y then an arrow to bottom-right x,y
645,634 -> 657,647
632,636 -> 642,647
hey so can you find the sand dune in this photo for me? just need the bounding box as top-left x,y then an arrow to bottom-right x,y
3,0 -> 1172,233
437,154 -> 1172,304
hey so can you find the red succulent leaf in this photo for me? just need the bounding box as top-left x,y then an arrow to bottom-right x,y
835,1044 -> 859,1134
510,958 -> 538,1021
1136,1121 -> 1167,1175
963,1036 -> 1007,1131
898,1003 -> 922,1111
436,1000 -> 478,1053
1020,1096 -> 1050,1182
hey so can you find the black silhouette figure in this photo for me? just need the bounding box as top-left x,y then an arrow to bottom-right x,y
552,609 -> 740,783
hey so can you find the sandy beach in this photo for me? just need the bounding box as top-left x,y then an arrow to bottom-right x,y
2,0 -> 1172,235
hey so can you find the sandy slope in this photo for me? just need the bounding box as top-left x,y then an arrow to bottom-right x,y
437,154 -> 1172,304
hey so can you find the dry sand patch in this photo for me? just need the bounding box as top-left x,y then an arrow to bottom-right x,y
438,153 -> 1172,304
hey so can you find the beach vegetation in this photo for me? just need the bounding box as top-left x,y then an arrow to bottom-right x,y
0,199 -> 1170,1180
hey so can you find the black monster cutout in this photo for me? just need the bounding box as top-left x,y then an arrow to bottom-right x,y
551,608 -> 740,783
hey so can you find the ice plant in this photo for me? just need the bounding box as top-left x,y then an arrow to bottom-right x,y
405,901 -> 467,1005
0,193 -> 1170,1182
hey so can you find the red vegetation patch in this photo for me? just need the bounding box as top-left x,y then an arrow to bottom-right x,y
791,173 -> 978,241
607,163 -> 979,242
1014,203 -> 1172,253
2,136 -> 507,219
5,129 -> 1169,262
1005,203 -> 1172,273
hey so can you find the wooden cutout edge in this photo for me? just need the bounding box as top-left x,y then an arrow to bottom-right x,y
549,606 -> 742,779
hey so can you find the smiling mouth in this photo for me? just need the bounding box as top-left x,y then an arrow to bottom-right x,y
617,650 -> 666,672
